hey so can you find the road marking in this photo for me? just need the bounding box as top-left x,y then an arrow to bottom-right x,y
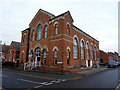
34,85 -> 43,88
0,75 -> 8,78
115,83 -> 120,90
40,82 -> 48,85
44,82 -> 53,86
54,80 -> 61,83
17,78 -> 41,84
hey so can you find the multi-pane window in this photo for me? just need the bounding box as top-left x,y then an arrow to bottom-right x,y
86,43 -> 89,60
43,51 -> 46,64
55,24 -> 58,35
81,41 -> 84,59
32,31 -> 35,41
73,39 -> 77,59
45,26 -> 47,38
22,52 -> 24,62
54,49 -> 57,65
67,24 -> 70,35
67,50 -> 70,65
36,49 -> 41,61
91,45 -> 93,60
94,46 -> 96,60
37,25 -> 42,40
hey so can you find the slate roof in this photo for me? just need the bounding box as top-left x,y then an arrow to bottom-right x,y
2,45 -> 9,53
12,41 -> 21,52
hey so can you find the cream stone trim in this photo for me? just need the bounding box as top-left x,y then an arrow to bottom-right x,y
50,38 -> 73,43
53,21 -> 58,26
35,21 -> 43,31
66,46 -> 71,52
73,35 -> 79,44
29,48 -> 33,53
66,22 -> 70,26
42,45 -> 49,52
53,46 -> 58,51
80,38 -> 85,47
33,43 -> 42,52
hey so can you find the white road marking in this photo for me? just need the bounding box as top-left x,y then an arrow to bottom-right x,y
116,83 -> 120,90
44,82 -> 53,86
34,85 -> 43,88
17,78 -> 41,84
54,80 -> 61,83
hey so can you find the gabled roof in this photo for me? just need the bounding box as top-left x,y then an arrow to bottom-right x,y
29,9 -> 55,26
2,45 -> 9,53
12,41 -> 21,52
73,25 -> 99,43
49,11 -> 74,22
21,28 -> 30,32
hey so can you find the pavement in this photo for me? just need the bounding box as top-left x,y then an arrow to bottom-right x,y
2,66 -> 108,80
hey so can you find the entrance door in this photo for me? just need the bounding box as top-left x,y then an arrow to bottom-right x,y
35,49 -> 41,67
88,60 -> 90,67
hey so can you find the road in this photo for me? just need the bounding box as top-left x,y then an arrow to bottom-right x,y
2,67 -> 120,89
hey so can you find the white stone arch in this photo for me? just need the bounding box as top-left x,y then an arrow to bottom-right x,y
80,38 -> 85,47
31,28 -> 35,33
29,48 -> 33,53
86,41 -> 90,49
73,35 -> 79,44
53,46 -> 58,51
42,45 -> 49,52
66,22 -> 70,26
66,46 -> 71,52
43,22 -> 49,28
53,21 -> 59,26
35,21 -> 43,31
33,43 -> 42,52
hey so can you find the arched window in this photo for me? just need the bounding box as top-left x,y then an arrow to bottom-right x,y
86,43 -> 89,60
55,24 -> 58,35
36,49 -> 41,66
32,30 -> 35,41
81,41 -> 84,59
45,26 -> 47,38
67,24 -> 70,35
73,38 -> 77,59
54,49 -> 57,65
91,45 -> 93,60
37,25 -> 42,40
67,49 -> 70,65
94,46 -> 96,60
23,34 -> 26,43
43,51 -> 46,64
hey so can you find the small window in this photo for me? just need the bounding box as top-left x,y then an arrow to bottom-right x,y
32,31 -> 35,41
67,24 -> 70,35
55,24 -> 58,35
81,41 -> 84,59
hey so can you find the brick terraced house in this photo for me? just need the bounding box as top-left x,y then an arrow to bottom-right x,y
19,9 -> 100,73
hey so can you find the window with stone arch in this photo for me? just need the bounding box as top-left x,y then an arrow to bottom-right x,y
54,49 -> 57,65
32,30 -> 35,41
44,26 -> 48,38
91,45 -> 93,60
81,41 -> 84,59
43,49 -> 47,65
55,24 -> 58,35
67,23 -> 70,35
94,46 -> 97,60
86,43 -> 89,60
67,49 -> 70,65
37,25 -> 42,40
73,38 -> 78,59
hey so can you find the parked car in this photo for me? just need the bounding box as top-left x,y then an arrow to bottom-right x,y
108,60 -> 117,68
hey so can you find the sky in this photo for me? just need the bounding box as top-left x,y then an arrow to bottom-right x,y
0,0 -> 118,53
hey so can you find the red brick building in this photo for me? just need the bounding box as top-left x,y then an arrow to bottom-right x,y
19,9 -> 100,73
108,52 -> 119,62
1,44 -> 9,62
99,50 -> 108,65
7,41 -> 21,67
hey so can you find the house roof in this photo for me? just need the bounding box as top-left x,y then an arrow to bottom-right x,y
29,9 -> 55,26
2,45 -> 9,53
12,41 -> 21,52
49,11 -> 74,22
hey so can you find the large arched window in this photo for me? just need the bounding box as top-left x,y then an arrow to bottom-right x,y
32,30 -> 35,41
94,46 -> 96,60
54,49 -> 57,65
55,24 -> 58,35
86,43 -> 89,60
81,41 -> 84,59
67,49 -> 70,65
37,25 -> 42,40
91,45 -> 93,60
44,26 -> 47,38
73,38 -> 77,59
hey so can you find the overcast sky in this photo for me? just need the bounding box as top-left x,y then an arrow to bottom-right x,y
0,0 -> 118,53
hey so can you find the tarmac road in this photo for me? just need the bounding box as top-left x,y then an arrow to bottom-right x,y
2,67 -> 120,89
